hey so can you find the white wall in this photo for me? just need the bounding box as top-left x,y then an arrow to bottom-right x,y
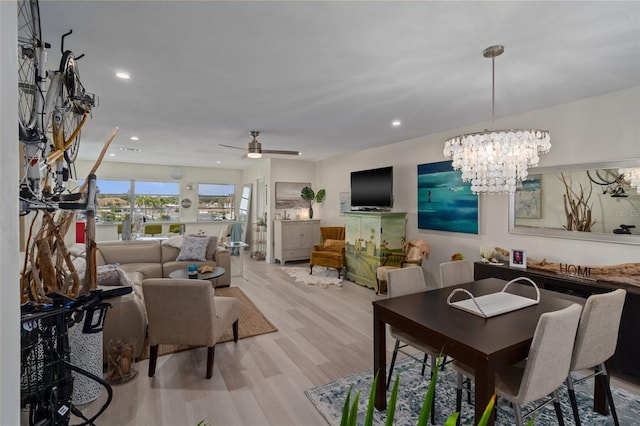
1,3 -> 21,423
317,88 -> 640,285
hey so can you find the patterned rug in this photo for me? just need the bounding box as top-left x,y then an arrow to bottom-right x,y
305,357 -> 640,425
283,266 -> 343,288
139,287 -> 277,359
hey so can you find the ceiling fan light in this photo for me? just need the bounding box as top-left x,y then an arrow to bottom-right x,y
247,152 -> 262,159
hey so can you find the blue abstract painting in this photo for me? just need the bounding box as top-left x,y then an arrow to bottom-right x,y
417,161 -> 479,234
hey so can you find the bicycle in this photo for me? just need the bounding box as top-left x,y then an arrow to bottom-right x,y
21,286 -> 132,426
18,0 -> 98,216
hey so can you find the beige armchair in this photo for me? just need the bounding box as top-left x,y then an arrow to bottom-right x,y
141,278 -> 240,379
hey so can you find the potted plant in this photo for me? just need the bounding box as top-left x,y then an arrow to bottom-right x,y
301,186 -> 326,219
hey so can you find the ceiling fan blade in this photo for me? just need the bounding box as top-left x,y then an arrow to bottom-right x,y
262,149 -> 301,156
219,144 -> 245,151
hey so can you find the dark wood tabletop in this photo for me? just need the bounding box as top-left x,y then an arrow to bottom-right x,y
372,278 -> 585,425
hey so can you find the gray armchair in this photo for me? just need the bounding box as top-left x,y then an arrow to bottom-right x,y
141,278 -> 240,379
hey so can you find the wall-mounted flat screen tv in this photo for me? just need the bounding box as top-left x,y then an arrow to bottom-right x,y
350,166 -> 393,210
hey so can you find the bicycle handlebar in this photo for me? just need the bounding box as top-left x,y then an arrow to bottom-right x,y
22,286 -> 132,334
20,173 -> 97,214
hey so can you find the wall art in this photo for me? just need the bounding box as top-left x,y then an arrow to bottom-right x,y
417,161 -> 479,234
515,174 -> 541,219
275,182 -> 311,209
339,192 -> 351,216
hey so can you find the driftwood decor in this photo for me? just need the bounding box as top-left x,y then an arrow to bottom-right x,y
20,128 -> 119,303
526,258 -> 640,287
560,172 -> 596,232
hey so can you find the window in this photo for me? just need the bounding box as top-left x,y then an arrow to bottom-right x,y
95,180 -> 131,223
88,179 -> 181,223
134,181 -> 180,222
198,183 -> 236,222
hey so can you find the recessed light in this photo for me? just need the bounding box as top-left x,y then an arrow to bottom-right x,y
216,161 -> 221,164
116,71 -> 130,80
109,153 -> 116,157
119,147 -> 142,153
130,136 -> 139,141
392,120 -> 402,127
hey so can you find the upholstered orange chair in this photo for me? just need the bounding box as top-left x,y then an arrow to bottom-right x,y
309,227 -> 346,278
375,238 -> 430,294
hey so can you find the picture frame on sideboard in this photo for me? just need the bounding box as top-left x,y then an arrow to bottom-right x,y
510,249 -> 527,268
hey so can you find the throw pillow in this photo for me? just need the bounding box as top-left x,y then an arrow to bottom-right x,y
176,235 -> 209,261
323,239 -> 345,252
162,235 -> 184,249
185,234 -> 218,260
95,264 -> 122,285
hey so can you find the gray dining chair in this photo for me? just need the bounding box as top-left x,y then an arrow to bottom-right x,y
386,266 -> 440,424
566,288 -> 626,426
439,260 -> 474,288
454,303 -> 583,426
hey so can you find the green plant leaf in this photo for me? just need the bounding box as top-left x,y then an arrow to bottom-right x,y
417,354 -> 442,426
301,186 -> 315,202
385,375 -> 400,426
340,385 -> 353,426
477,393 -> 496,426
315,189 -> 326,204
348,391 -> 361,426
364,371 -> 379,426
444,412 -> 460,426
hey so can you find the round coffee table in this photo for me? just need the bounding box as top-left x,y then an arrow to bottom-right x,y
169,267 -> 226,287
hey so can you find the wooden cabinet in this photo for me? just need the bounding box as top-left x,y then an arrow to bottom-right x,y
474,261 -> 640,381
274,220 -> 320,265
344,212 -> 407,289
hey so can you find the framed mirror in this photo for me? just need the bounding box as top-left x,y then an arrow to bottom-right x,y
509,159 -> 640,245
238,184 -> 252,243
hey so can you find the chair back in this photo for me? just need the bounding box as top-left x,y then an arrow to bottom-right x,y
169,223 -> 184,234
142,278 -> 216,347
439,260 -> 474,288
403,239 -> 430,262
320,226 -> 345,242
144,224 -> 163,236
386,266 -> 427,298
511,303 -> 582,404
570,289 -> 626,371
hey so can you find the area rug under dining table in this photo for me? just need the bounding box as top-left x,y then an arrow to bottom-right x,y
139,286 -> 277,359
305,357 -> 640,425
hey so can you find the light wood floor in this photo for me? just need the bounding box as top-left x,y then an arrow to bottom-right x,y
78,257 -> 640,426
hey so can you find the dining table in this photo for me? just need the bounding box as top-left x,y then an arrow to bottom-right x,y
372,277 -> 586,425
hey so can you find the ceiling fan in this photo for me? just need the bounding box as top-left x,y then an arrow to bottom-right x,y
220,131 -> 300,159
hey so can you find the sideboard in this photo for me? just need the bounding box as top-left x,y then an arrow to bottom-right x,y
474,261 -> 640,381
273,219 -> 320,265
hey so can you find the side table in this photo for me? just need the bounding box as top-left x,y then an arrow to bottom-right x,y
224,241 -> 249,281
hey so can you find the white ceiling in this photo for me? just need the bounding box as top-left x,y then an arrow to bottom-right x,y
38,1 -> 640,170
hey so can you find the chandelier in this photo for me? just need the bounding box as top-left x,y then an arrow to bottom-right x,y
620,167 -> 640,194
444,45 -> 551,194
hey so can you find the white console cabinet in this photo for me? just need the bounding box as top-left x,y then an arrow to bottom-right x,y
274,219 -> 321,265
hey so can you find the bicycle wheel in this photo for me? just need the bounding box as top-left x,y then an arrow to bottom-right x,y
59,51 -> 83,164
17,0 -> 43,141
